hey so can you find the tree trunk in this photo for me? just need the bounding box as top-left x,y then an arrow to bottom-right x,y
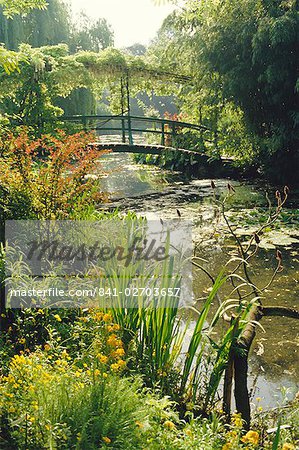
233,346 -> 251,429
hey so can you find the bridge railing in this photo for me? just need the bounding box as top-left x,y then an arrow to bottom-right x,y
57,114 -> 214,149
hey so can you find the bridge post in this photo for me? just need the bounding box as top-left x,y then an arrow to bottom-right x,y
127,115 -> 133,145
161,122 -> 165,146
121,118 -> 126,143
82,116 -> 87,132
120,76 -> 126,143
171,122 -> 176,147
125,71 -> 134,145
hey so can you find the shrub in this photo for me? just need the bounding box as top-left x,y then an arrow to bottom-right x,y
0,129 -> 108,222
0,350 -> 146,449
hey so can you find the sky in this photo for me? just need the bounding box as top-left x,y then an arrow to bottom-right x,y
69,0 -> 176,48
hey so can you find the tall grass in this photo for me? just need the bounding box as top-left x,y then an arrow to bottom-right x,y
110,271 -> 229,407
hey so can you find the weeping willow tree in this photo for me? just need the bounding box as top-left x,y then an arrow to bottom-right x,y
0,44 -> 191,131
0,0 -> 70,51
0,0 -> 47,74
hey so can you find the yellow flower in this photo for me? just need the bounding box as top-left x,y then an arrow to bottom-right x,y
18,338 -> 26,344
79,317 -> 88,322
107,334 -> 117,345
102,372 -> 108,378
107,323 -> 120,332
231,413 -> 243,428
135,421 -> 144,428
107,334 -> 123,348
163,420 -> 175,430
184,428 -> 193,437
44,343 -> 51,351
94,369 -> 100,376
117,359 -> 126,368
110,363 -> 120,371
241,430 -> 259,445
282,444 -> 295,450
112,348 -> 125,358
93,312 -> 103,322
226,430 -> 237,439
102,436 -> 111,444
97,353 -> 108,364
103,313 -> 112,323
55,359 -> 67,367
222,444 -> 232,450
53,314 -> 62,322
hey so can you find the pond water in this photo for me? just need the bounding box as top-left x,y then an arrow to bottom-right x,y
100,153 -> 299,409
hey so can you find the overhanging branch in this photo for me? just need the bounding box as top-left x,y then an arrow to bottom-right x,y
262,306 -> 299,319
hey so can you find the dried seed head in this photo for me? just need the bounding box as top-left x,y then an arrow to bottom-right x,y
227,182 -> 235,193
254,233 -> 260,244
275,190 -> 281,200
276,250 -> 283,271
283,186 -> 290,195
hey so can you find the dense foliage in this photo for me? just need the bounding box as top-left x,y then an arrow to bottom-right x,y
148,0 -> 299,183
0,0 -> 115,117
0,0 -> 46,17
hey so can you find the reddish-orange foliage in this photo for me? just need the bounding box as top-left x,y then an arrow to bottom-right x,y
0,129 -> 109,219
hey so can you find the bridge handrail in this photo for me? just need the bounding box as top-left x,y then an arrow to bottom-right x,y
60,114 -> 209,132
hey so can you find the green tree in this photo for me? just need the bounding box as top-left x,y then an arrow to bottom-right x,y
0,0 -> 46,17
0,0 -> 48,74
0,0 -> 70,50
0,3 -> 115,117
65,12 -> 114,116
180,0 -> 299,182
69,12 -> 114,53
